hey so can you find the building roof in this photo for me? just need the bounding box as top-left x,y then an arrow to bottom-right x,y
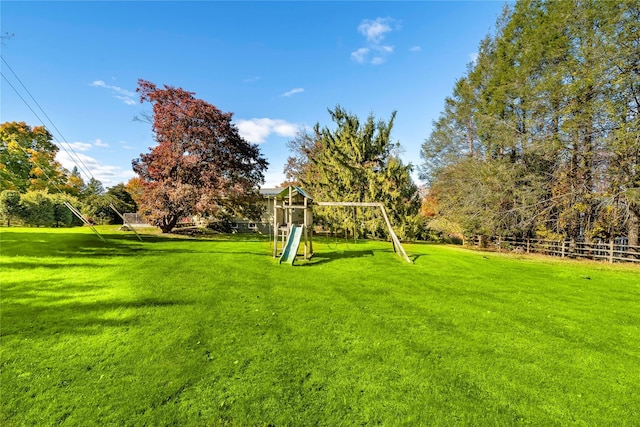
276,185 -> 313,200
259,187 -> 282,197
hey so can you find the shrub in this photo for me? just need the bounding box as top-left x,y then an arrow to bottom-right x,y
0,190 -> 23,226
19,191 -> 54,227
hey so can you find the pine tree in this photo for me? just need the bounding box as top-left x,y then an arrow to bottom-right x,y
286,106 -> 421,239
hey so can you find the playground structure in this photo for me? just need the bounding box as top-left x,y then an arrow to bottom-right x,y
279,224 -> 303,265
272,186 -> 314,265
272,186 -> 411,264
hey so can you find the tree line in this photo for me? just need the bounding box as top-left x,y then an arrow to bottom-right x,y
0,122 -> 136,227
128,81 -> 422,237
6,1 -> 637,242
421,0 -> 640,246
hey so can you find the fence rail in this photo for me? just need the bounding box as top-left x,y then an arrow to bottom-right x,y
466,235 -> 640,264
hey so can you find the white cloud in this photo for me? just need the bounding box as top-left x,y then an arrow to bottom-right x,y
91,80 -> 135,97
469,52 -> 479,64
351,47 -> 370,63
243,76 -> 261,83
272,121 -> 298,136
281,87 -> 304,97
410,46 -> 421,52
352,17 -> 399,65
94,138 -> 109,148
358,18 -> 396,44
236,118 -> 300,144
59,141 -> 92,152
91,80 -> 136,105
115,96 -> 137,106
56,148 -> 134,188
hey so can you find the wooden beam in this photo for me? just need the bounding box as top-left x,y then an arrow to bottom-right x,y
316,201 -> 412,263
64,202 -> 105,242
316,201 -> 381,207
272,196 -> 278,257
110,203 -> 143,241
279,205 -> 308,209
377,204 -> 412,264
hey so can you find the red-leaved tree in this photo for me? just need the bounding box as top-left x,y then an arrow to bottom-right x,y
132,79 -> 268,232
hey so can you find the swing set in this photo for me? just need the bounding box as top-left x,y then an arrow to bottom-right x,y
272,186 -> 411,264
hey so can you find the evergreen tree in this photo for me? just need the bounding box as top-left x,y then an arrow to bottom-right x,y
286,106 -> 421,239
103,183 -> 138,224
0,190 -> 22,226
64,166 -> 85,197
19,191 -> 55,227
421,0 -> 640,242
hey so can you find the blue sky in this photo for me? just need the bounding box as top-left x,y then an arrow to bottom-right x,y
2,1 -> 506,188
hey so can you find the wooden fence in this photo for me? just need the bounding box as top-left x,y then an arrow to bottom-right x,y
466,235 -> 640,264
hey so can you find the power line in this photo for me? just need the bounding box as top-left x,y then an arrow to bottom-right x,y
1,68 -> 94,184
0,58 -> 112,240
3,128 -> 106,241
1,56 -> 97,183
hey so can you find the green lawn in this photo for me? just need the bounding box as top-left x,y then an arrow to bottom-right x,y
1,226 -> 639,426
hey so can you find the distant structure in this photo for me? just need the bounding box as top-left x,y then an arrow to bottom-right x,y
272,185 -> 411,264
272,186 -> 314,262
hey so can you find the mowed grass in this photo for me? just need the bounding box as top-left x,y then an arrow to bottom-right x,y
1,227 -> 639,426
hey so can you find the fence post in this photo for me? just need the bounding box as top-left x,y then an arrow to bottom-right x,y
526,238 -> 530,254
569,238 -> 575,258
609,239 -> 614,263
561,240 -> 566,258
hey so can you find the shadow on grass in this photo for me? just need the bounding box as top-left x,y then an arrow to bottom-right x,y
1,261 -> 110,270
169,229 -> 271,242
1,229 -> 422,263
298,249 -> 375,266
2,283 -> 186,338
2,280 -> 107,302
0,230 -> 267,259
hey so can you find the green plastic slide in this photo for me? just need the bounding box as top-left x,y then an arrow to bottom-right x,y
279,225 -> 303,265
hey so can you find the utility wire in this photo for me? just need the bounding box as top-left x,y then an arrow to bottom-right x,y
1,58 -> 112,240
3,127 -> 106,241
1,75 -> 73,197
1,69 -> 94,184
2,58 -> 143,241
1,56 -> 96,183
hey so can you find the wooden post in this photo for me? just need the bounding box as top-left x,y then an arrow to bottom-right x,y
282,225 -> 286,249
376,203 -> 411,263
272,200 -> 278,257
609,238 -> 614,263
303,196 -> 308,259
526,238 -> 530,254
307,203 -> 313,257
64,201 -> 106,242
109,203 -> 143,241
352,206 -> 356,242
315,201 -> 411,263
